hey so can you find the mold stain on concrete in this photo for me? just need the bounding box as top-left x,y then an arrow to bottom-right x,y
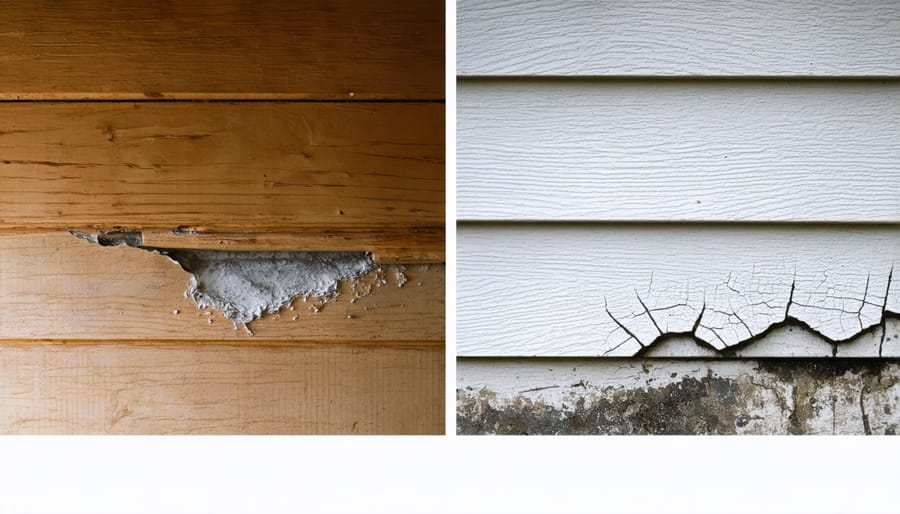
457,359 -> 900,435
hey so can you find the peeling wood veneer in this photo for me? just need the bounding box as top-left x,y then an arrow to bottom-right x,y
458,225 -> 900,357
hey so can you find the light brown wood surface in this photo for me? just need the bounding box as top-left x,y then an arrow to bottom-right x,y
140,225 -> 445,264
0,0 -> 443,100
0,102 -> 443,247
0,342 -> 444,434
0,0 -> 445,434
0,232 -> 444,342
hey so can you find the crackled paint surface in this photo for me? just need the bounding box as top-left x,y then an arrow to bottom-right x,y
458,225 -> 900,357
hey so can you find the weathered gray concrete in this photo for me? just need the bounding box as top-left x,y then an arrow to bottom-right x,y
458,358 -> 900,435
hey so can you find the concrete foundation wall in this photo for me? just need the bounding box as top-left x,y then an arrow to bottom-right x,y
458,359 -> 900,435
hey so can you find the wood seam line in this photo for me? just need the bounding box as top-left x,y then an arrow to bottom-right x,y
0,339 -> 445,349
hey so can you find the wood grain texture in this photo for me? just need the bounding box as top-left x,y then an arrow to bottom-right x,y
0,0 -> 443,100
0,102 -> 444,250
0,342 -> 443,434
140,226 -> 445,264
0,233 -> 444,342
458,0 -> 900,77
458,81 -> 900,222
457,225 -> 900,357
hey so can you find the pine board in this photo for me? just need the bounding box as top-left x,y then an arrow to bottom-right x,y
0,0 -> 443,100
0,342 -> 443,434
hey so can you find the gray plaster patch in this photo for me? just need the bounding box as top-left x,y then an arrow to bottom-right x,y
159,249 -> 374,325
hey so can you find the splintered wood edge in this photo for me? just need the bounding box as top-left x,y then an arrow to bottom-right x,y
6,226 -> 447,263
141,227 -> 445,263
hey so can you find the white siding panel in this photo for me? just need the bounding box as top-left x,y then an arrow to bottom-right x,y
458,81 -> 900,222
457,225 -> 900,357
458,0 -> 900,77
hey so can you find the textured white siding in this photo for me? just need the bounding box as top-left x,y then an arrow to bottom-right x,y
458,0 -> 900,76
457,0 -> 900,358
458,81 -> 900,222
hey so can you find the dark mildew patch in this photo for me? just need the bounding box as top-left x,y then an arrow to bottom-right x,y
458,358 -> 900,435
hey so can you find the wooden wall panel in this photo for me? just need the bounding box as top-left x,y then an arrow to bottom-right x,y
458,0 -> 900,77
0,0 -> 443,100
0,233 -> 444,342
0,343 -> 444,434
140,226 -> 445,264
0,102 -> 444,251
458,81 -> 900,223
0,0 -> 445,434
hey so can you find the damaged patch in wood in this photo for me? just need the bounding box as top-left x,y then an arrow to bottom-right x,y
71,230 -> 378,330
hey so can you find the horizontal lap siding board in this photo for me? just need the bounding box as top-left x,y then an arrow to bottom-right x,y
458,0 -> 900,77
0,343 -> 444,434
0,0 -> 443,100
457,225 -> 900,357
458,80 -> 900,222
0,233 -> 444,342
139,227 -> 445,264
0,102 -> 444,255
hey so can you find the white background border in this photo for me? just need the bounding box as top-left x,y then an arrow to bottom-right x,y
2,2 -> 898,513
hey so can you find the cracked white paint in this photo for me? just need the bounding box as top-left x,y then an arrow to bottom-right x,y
458,225 -> 900,357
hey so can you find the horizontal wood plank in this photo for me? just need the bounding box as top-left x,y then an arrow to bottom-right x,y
0,233 -> 444,341
0,102 -> 444,254
458,81 -> 900,222
458,0 -> 900,77
0,342 -> 443,434
0,0 -> 443,100
140,226 -> 445,264
458,225 -> 900,357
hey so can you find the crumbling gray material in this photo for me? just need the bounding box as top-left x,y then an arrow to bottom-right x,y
159,249 -> 374,325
